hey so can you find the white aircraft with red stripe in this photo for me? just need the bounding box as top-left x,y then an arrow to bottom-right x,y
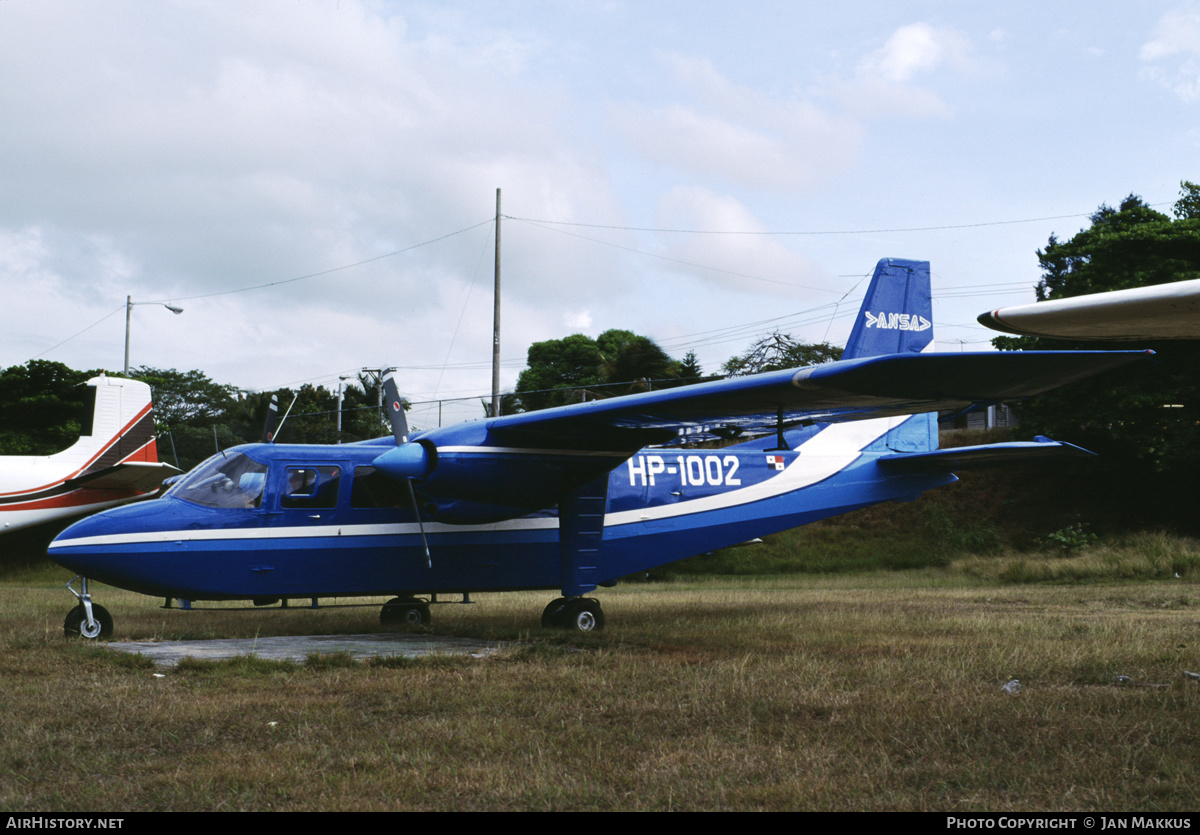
0,375 -> 178,534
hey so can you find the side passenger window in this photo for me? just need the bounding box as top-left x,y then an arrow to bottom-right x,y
282,466 -> 341,509
351,466 -> 413,509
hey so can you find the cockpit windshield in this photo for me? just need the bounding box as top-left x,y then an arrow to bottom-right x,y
167,451 -> 268,509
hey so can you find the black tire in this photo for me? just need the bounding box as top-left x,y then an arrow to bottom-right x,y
380,597 -> 431,627
63,604 -> 113,640
541,597 -> 570,629
562,598 -> 604,632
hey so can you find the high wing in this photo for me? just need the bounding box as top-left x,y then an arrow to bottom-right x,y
368,258 -> 1151,523
978,279 -> 1200,341
481,349 -> 1150,446
373,348 -> 1149,521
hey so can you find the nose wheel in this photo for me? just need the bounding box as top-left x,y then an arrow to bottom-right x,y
63,577 -> 113,640
64,603 -> 113,639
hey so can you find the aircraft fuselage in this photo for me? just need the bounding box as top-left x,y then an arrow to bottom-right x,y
48,416 -> 954,602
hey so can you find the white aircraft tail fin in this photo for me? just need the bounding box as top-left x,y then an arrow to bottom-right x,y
51,376 -> 161,474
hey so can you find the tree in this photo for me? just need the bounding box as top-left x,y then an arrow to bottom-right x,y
722,332 -> 842,377
1015,191 -> 1200,308
678,351 -> 704,381
482,393 -> 523,418
515,334 -> 605,410
995,184 -> 1200,530
0,360 -> 98,455
596,329 -> 677,395
516,330 -> 682,411
132,367 -> 239,430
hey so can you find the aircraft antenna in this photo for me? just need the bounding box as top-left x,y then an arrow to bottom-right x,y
272,393 -> 300,441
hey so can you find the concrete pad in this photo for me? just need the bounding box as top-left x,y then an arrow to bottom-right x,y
104,632 -> 512,667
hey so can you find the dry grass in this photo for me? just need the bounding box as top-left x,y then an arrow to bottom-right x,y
2,566 -> 1199,811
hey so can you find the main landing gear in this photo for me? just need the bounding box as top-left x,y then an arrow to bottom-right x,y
541,597 -> 605,632
379,594 -> 605,632
379,596 -> 432,627
62,577 -> 113,640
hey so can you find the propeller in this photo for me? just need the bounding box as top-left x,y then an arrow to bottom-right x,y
260,394 -> 280,443
382,372 -> 410,444
378,372 -> 432,568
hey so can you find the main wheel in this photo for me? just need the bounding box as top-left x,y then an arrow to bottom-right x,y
562,598 -> 605,632
541,597 -> 570,629
63,603 -> 113,640
380,597 -> 431,627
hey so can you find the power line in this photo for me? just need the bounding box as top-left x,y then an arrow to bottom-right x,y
511,216 -> 839,293
28,219 -> 495,363
29,305 -> 125,361
143,218 -> 494,304
504,203 -> 1176,236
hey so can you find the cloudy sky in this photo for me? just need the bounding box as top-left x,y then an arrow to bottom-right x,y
3,1 -> 1199,428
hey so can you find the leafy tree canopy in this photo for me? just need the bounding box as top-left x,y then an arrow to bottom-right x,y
1022,190 -> 1200,306
515,329 -> 682,411
0,360 -> 100,455
132,367 -> 239,430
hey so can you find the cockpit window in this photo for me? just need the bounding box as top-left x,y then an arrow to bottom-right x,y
167,451 -> 268,509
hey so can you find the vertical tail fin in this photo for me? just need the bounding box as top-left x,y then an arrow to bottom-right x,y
52,376 -> 159,472
843,259 -> 933,360
844,259 -> 937,453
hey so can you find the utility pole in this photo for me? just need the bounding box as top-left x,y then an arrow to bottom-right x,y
492,188 -> 501,418
360,366 -> 397,430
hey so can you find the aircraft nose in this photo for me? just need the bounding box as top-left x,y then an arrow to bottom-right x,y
47,500 -> 192,598
49,509 -> 121,573
48,499 -> 174,575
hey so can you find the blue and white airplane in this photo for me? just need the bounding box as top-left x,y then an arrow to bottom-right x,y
49,259 -> 1149,638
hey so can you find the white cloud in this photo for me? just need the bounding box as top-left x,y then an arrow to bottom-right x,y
564,310 -> 593,331
0,0 -> 628,409
611,23 -> 980,193
842,23 -> 977,119
1140,8 -> 1200,101
611,54 -> 863,192
858,23 -> 971,83
650,187 -> 830,297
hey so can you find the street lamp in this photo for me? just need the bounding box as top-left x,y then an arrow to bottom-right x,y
124,295 -> 183,376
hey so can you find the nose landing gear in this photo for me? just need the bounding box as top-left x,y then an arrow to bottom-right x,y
63,576 -> 113,640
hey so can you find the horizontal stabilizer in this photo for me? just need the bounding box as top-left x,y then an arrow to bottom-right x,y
877,437 -> 1094,472
66,462 -> 181,493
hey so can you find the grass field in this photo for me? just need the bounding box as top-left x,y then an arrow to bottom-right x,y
3,558 -> 1199,812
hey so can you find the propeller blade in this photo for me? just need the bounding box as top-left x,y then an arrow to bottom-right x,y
261,394 -> 280,443
405,480 -> 432,569
381,371 -> 410,444
381,372 -> 429,567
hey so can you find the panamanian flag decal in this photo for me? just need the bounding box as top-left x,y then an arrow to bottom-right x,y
765,455 -> 786,471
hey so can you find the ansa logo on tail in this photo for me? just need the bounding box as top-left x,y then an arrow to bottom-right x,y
864,311 -> 931,331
